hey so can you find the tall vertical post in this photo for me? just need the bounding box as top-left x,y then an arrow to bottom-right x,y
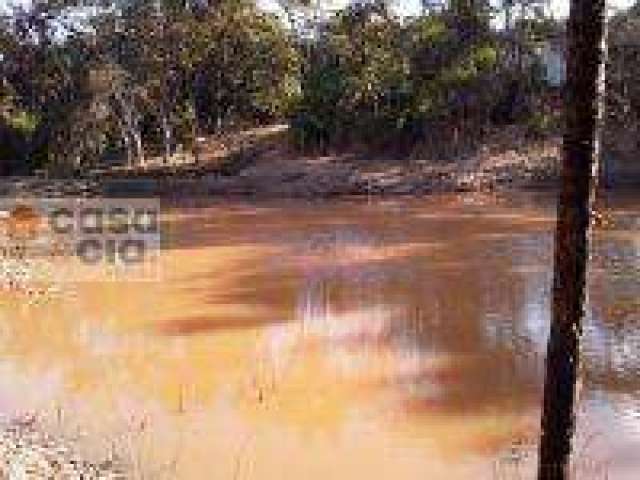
537,1 -> 607,479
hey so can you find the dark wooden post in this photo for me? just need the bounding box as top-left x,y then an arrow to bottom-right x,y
537,1 -> 607,479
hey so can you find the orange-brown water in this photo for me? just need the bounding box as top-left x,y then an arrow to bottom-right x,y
1,192 -> 639,479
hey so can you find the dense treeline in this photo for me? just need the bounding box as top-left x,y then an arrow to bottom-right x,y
0,0 -> 638,175
1,0 -> 299,173
606,2 -> 640,161
292,3 -> 520,152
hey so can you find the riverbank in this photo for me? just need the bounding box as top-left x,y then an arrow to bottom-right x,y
0,418 -> 124,479
0,125 -> 569,199
0,151 -> 562,199
0,167 -> 559,200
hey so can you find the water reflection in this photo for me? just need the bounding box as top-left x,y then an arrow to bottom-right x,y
0,192 -> 639,478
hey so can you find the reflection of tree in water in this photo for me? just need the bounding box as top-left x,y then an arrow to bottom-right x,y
286,217 -> 640,423
585,231 -> 640,402
253,198 -> 640,463
584,212 -> 640,405
288,227 -> 553,417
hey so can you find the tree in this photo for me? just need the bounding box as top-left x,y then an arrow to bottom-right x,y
0,1 -> 97,170
290,1 -> 409,148
290,3 -> 505,152
537,0 -> 607,479
605,3 -> 640,185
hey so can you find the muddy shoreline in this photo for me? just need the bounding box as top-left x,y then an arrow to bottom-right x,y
0,161 -> 561,200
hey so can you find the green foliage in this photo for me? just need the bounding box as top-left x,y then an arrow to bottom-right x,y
290,5 -> 508,150
526,109 -> 558,138
0,0 -> 300,172
0,0 -> 638,172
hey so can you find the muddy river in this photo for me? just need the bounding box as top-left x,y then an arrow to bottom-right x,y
1,192 -> 639,479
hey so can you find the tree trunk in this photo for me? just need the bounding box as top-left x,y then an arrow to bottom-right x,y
162,109 -> 172,165
537,1 -> 607,479
192,70 -> 203,164
116,115 -> 133,168
133,126 -> 144,167
123,131 -> 133,168
192,110 -> 200,165
115,92 -> 140,168
597,20 -> 610,190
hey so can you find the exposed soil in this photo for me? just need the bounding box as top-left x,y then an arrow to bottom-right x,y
1,418 -> 124,480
